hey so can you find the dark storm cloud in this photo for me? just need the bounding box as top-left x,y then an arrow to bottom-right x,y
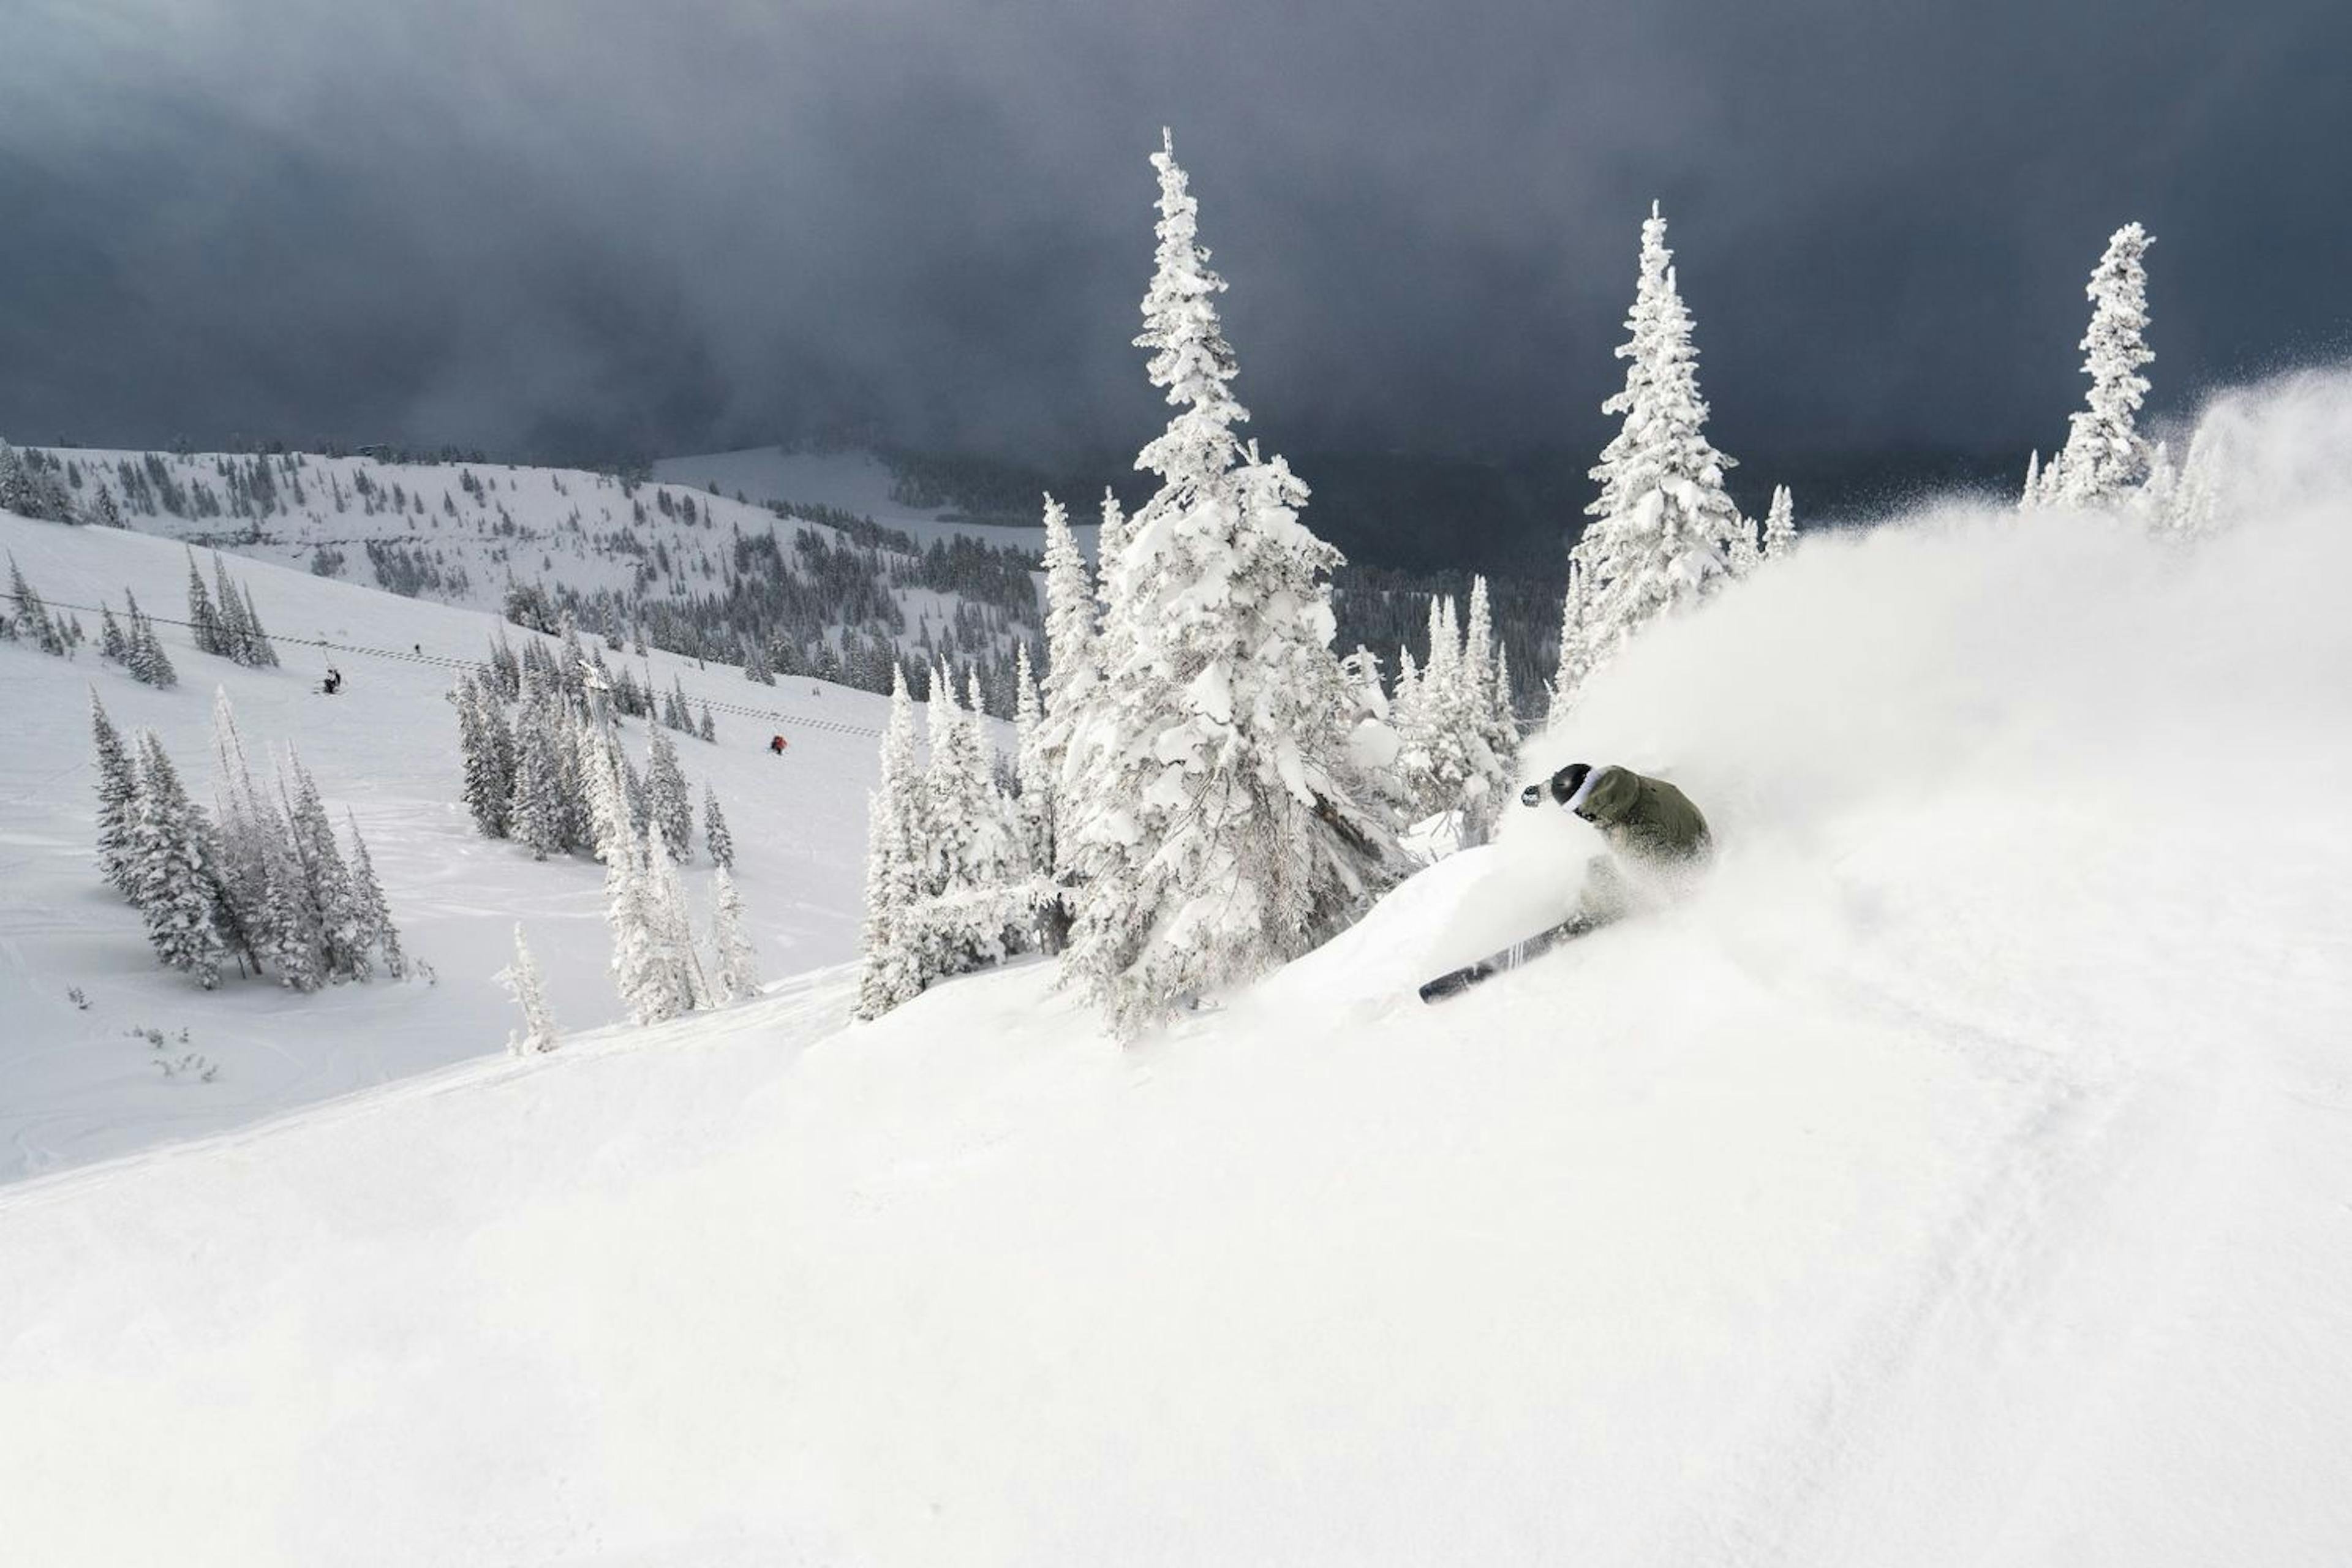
2,0 -> 2346,466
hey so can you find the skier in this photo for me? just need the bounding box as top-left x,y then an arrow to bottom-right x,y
769,734 -> 788,755
1422,762 -> 1711,1003
1523,761 -> 1712,921
321,666 -> 343,696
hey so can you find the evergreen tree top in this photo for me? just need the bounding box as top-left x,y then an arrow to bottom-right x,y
1134,130 -> 1248,495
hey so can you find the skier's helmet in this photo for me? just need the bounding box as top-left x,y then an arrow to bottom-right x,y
1521,761 -> 1592,808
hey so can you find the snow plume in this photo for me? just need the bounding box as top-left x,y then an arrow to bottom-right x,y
1515,368 -> 2352,961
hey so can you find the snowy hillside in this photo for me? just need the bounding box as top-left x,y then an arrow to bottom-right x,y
0,511 -> 928,1179
14,442 -> 1046,700
655,444 -> 1104,554
4,373 -> 2348,1564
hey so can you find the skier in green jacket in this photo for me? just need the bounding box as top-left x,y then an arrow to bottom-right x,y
1420,762 -> 1716,1001
1522,762 -> 1713,922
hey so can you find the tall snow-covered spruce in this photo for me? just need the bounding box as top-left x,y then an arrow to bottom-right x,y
91,692 -> 141,899
1562,203 -> 1744,707
1058,130 -> 1396,1038
1761,484 -> 1798,560
2049,222 -> 2157,510
854,665 -> 926,1020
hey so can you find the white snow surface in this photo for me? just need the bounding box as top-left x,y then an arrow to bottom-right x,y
6,375 -> 2352,1562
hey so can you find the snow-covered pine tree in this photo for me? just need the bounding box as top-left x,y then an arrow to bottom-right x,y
91,690 -> 140,899
129,730 -> 225,989
645,818 -> 709,1009
1549,554 -> 1590,723
1761,484 -> 1798,560
208,555 -> 252,661
707,863 -> 760,1005
2019,450 -> 2044,512
455,676 -> 513,839
202,689 -> 281,978
854,666 -> 925,1020
647,728 -> 693,861
281,748 -> 365,981
621,742 -> 651,839
1012,640 -> 1053,880
507,685 -> 568,859
1390,643 -> 1423,741
99,604 -> 127,662
1488,644 -> 1520,781
1460,576 -> 1514,836
906,666 -> 1015,977
702,783 -> 734,869
1729,512 -> 1763,577
89,486 -> 123,529
1394,595 -> 1467,821
1060,138 -> 1395,1034
239,582 -> 277,668
1035,492 -> 1099,784
1094,488 -> 1131,612
2055,223 -> 2156,511
1575,203 -> 1745,675
344,810 -> 406,979
744,634 -> 775,685
186,549 -> 225,656
582,717 -> 689,1025
0,442 -> 36,518
697,705 -> 716,744
124,590 -> 177,687
496,923 -> 559,1054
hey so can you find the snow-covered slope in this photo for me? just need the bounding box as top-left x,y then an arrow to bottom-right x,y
20,443 -> 1044,684
0,512 -> 902,1179
4,375 -> 2350,1564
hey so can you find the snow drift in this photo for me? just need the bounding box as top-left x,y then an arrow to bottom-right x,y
4,372 -> 2351,1565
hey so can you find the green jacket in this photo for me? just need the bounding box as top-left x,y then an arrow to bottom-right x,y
1574,766 -> 1713,865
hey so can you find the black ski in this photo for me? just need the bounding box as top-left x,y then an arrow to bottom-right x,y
1417,913 -> 1604,1004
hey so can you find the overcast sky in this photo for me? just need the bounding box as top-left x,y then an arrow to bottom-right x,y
2,0 -> 2346,466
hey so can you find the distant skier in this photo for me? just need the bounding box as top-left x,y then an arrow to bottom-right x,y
1524,762 -> 1712,922
321,666 -> 343,696
769,734 -> 788,755
1422,762 -> 1711,1003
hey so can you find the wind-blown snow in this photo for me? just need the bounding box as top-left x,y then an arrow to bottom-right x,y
4,374 -> 2351,1563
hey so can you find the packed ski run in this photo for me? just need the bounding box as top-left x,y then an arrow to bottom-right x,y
2,123 -> 2348,1567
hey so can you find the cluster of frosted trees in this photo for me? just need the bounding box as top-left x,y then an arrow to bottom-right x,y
2019,223 -> 2228,538
3,555 -> 191,687
89,690 -> 406,991
854,658 -> 1051,1020
1549,205 -> 1800,717
1376,576 -> 1523,843
182,549 -> 279,668
451,613 -> 753,1028
573,693 -> 760,1028
860,134 -> 1405,1037
3,556 -> 84,658
454,617 -> 733,872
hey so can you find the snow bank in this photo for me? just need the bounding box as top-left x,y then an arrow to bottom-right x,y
4,374 -> 2350,1564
